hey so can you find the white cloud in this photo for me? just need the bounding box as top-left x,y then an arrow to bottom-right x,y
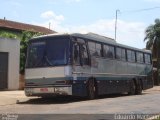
64,19 -> 147,48
37,11 -> 147,49
37,11 -> 65,33
40,11 -> 64,21
115,20 -> 147,48
41,11 -> 54,19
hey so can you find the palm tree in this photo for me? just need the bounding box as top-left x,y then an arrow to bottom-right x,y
144,18 -> 160,85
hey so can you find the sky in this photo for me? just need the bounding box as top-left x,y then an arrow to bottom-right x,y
0,0 -> 160,49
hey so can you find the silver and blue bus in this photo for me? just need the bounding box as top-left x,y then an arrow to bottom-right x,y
24,33 -> 153,99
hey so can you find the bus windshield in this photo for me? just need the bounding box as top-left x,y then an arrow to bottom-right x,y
26,36 -> 70,68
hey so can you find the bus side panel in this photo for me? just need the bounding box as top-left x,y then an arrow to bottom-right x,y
127,62 -> 137,75
142,76 -> 153,90
97,79 -> 116,95
91,58 -> 132,95
97,78 -> 131,95
72,80 -> 88,97
134,63 -> 152,90
142,64 -> 153,90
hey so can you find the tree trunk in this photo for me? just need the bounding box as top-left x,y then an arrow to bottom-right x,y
156,42 -> 160,85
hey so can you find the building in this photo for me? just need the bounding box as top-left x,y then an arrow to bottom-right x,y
0,18 -> 56,90
0,37 -> 20,90
0,18 -> 56,34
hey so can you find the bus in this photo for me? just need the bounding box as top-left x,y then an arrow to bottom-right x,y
24,33 -> 153,99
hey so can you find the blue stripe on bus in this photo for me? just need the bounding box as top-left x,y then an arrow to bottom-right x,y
25,76 -> 142,82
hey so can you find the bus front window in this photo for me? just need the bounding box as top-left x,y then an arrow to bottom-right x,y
26,37 -> 70,68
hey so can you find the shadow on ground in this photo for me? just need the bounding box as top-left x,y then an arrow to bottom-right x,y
17,93 -> 146,105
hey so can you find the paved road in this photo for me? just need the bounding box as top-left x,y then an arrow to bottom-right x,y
0,87 -> 160,119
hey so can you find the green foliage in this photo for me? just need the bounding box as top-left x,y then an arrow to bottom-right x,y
20,31 -> 43,73
144,18 -> 160,85
0,30 -> 43,73
144,18 -> 160,49
0,31 -> 19,39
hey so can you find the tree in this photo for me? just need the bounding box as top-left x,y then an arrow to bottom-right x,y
0,31 -> 19,39
144,18 -> 160,85
0,30 -> 43,74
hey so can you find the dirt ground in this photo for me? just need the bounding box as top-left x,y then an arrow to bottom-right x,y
0,86 -> 160,119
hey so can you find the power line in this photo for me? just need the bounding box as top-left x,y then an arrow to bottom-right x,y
122,6 -> 160,14
114,6 -> 160,41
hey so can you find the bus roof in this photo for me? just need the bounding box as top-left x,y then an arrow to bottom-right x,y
71,33 -> 116,44
70,33 -> 151,54
32,33 -> 151,54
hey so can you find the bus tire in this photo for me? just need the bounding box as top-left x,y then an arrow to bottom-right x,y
128,80 -> 136,95
135,80 -> 142,95
87,79 -> 97,100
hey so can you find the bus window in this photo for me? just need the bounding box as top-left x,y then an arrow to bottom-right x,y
95,43 -> 102,57
80,44 -> 89,65
116,47 -> 121,60
73,43 -> 80,65
73,38 -> 89,65
121,48 -> 126,61
127,50 -> 135,62
88,41 -> 102,57
26,37 -> 70,68
116,47 -> 126,61
144,53 -> 151,64
88,42 -> 95,56
136,52 -> 144,63
103,45 -> 115,59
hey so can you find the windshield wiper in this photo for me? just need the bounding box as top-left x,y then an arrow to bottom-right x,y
33,55 -> 53,67
45,56 -> 54,66
33,54 -> 45,67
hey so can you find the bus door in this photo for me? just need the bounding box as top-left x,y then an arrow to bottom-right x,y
72,38 -> 90,80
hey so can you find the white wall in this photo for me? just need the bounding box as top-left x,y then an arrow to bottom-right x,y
0,37 -> 20,90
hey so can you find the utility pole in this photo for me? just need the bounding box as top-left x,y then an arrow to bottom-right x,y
115,9 -> 120,41
49,22 -> 51,29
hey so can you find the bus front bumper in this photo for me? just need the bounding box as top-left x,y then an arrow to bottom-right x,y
24,85 -> 72,96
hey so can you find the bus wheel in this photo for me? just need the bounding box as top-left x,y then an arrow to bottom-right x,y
128,80 -> 136,95
135,80 -> 142,95
87,79 -> 96,100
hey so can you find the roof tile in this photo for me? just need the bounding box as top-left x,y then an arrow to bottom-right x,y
0,19 -> 56,34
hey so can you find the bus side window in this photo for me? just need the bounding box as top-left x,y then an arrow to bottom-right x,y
88,41 -> 102,57
73,38 -> 89,66
88,42 -> 96,56
73,43 -> 80,65
95,43 -> 102,57
121,48 -> 126,61
103,45 -> 115,59
116,47 -> 121,60
144,53 -> 151,64
136,52 -> 144,63
80,44 -> 89,65
116,47 -> 126,61
127,50 -> 135,62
